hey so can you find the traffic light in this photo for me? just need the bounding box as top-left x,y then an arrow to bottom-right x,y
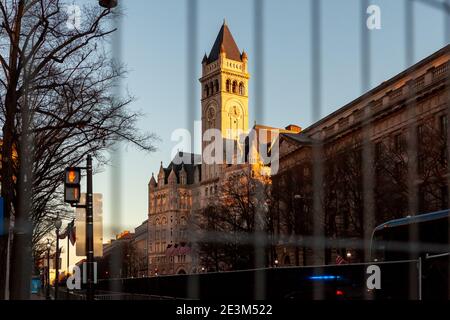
64,167 -> 81,204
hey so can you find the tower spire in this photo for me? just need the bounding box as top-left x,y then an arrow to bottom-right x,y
206,22 -> 242,64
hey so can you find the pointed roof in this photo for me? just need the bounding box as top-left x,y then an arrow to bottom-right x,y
207,21 -> 242,64
149,173 -> 157,187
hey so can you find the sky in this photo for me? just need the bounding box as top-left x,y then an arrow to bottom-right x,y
63,0 -> 449,251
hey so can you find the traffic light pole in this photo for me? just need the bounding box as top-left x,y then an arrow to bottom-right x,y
86,155 -> 94,300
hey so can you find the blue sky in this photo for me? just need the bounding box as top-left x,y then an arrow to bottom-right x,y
82,0 -> 449,241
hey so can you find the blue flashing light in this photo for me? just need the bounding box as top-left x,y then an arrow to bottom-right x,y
308,275 -> 342,281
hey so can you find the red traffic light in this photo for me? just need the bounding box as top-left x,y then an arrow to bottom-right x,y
65,167 -> 81,184
64,167 -> 81,204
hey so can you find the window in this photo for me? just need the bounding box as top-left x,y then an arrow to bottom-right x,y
375,141 -> 383,160
232,80 -> 237,93
214,79 -> 219,92
417,124 -> 424,143
226,79 -> 231,92
204,84 -> 209,97
441,186 -> 449,209
239,82 -> 245,95
440,115 -> 448,136
394,133 -> 403,151
303,166 -> 310,177
205,188 -> 208,196
418,155 -> 425,174
440,146 -> 448,166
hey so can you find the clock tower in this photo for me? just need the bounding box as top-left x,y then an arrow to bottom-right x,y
200,21 -> 249,181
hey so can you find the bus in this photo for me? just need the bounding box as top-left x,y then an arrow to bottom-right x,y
370,209 -> 450,262
370,209 -> 450,299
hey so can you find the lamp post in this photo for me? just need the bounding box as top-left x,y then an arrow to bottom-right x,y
54,217 -> 62,300
99,0 -> 118,8
46,239 -> 51,300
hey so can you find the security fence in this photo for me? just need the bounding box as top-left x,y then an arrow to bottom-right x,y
0,0 -> 450,301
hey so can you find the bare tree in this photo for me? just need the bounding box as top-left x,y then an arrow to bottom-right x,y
0,0 -> 156,298
196,166 -> 273,271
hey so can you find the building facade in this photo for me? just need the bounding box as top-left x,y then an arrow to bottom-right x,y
147,20 -> 449,274
272,45 -> 450,266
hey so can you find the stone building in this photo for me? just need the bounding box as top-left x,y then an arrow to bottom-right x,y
131,220 -> 148,277
272,44 -> 450,267
147,152 -> 201,275
148,23 -> 449,274
147,22 -> 284,275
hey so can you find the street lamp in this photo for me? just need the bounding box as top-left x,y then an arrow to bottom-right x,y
54,217 -> 62,300
46,239 -> 51,300
274,259 -> 279,268
346,251 -> 352,260
99,0 -> 118,8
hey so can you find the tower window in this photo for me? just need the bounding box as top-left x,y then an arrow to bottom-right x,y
214,79 -> 219,92
204,84 -> 209,97
226,79 -> 231,92
232,80 -> 237,93
239,82 -> 245,95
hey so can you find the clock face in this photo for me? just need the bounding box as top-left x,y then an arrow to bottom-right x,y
207,106 -> 216,121
229,105 -> 242,119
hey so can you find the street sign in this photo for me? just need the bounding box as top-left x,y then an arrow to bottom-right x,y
64,167 -> 81,204
75,193 -> 103,257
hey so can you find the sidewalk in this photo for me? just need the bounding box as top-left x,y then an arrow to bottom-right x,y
30,293 -> 47,300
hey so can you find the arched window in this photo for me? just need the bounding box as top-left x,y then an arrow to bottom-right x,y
232,80 -> 237,93
204,84 -> 209,97
210,82 -> 214,95
239,82 -> 245,95
214,79 -> 219,92
226,79 -> 231,92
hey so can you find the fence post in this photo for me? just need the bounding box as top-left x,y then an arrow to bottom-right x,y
418,257 -> 422,300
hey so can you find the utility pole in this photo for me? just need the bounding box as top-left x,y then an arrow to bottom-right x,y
86,155 -> 94,300
64,155 -> 95,300
54,218 -> 62,300
46,240 -> 51,300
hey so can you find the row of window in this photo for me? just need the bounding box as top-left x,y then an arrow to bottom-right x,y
204,79 -> 245,97
205,184 -> 218,197
377,114 -> 447,154
149,255 -> 187,264
153,216 -> 187,226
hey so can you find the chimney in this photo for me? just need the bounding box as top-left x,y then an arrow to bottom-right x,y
285,124 -> 302,133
